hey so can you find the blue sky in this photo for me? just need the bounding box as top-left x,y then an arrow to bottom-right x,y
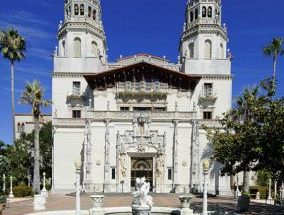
0,0 -> 284,144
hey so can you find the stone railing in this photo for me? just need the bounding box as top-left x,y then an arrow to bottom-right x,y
53,114 -> 221,126
88,111 -> 195,122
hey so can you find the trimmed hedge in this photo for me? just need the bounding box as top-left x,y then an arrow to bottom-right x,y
13,184 -> 33,197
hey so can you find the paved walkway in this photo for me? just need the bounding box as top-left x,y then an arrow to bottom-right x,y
2,193 -> 284,215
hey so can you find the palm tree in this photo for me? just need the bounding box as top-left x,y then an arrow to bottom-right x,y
21,80 -> 51,194
0,28 -> 26,143
263,37 -> 284,85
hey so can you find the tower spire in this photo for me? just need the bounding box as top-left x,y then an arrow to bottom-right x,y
54,0 -> 107,73
179,0 -> 229,75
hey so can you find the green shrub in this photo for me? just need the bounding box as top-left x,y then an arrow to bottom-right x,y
258,186 -> 268,199
13,184 -> 33,197
0,196 -> 6,204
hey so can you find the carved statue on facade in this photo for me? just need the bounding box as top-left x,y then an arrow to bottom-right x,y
156,154 -> 165,179
119,151 -> 127,178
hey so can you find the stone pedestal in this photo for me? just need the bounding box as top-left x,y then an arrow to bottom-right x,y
89,195 -> 104,215
34,194 -> 46,211
179,196 -> 193,215
41,188 -> 48,198
132,205 -> 151,215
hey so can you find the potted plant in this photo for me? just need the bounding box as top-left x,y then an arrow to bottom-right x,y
236,192 -> 250,212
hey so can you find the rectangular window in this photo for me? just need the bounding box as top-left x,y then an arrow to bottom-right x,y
133,107 -> 152,112
203,111 -> 212,120
72,81 -> 81,96
204,83 -> 213,97
72,110 -> 81,118
120,107 -> 129,111
154,107 -> 166,112
167,168 -> 173,180
111,168 -> 116,180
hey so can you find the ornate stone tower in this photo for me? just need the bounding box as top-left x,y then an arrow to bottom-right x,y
179,0 -> 230,75
54,0 -> 107,73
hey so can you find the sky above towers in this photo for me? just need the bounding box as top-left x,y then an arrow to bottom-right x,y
0,0 -> 284,144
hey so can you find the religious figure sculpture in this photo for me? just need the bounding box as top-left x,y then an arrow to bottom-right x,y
156,154 -> 164,179
132,177 -> 153,208
119,151 -> 127,178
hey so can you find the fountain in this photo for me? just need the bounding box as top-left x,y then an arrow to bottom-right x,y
132,177 -> 153,215
27,177 -> 229,215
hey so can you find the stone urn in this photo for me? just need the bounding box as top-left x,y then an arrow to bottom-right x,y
90,195 -> 105,208
179,196 -> 193,215
34,194 -> 46,211
179,196 -> 192,209
89,195 -> 105,215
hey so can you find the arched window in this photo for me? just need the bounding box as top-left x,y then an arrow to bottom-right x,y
17,123 -> 21,132
190,11 -> 194,22
80,4 -> 84,15
195,8 -> 198,19
204,40 -> 212,59
220,43 -> 224,59
188,43 -> 194,59
88,6 -> 92,18
93,9 -> 97,20
61,40 -> 66,57
202,7 -> 206,18
21,123 -> 25,133
91,41 -> 99,57
208,6 -> 212,18
73,38 -> 81,58
74,4 -> 79,15
65,9 -> 69,18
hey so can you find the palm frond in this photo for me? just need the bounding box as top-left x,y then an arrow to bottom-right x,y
0,28 -> 26,63
21,80 -> 51,117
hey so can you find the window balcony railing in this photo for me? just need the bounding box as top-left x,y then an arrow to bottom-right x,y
66,94 -> 86,105
199,89 -> 217,103
117,82 -> 169,92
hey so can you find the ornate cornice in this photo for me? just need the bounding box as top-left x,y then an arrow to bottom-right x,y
201,74 -> 232,80
53,72 -> 85,78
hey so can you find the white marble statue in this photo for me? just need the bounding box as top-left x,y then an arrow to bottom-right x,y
132,177 -> 153,208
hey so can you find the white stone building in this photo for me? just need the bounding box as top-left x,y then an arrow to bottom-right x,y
15,114 -> 51,140
52,0 -> 233,195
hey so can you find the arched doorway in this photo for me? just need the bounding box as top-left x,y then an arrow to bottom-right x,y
131,158 -> 153,190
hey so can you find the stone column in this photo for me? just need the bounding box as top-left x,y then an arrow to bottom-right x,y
274,181 -> 277,199
41,172 -> 48,197
75,160 -> 82,215
173,120 -> 179,191
28,175 -> 31,187
235,175 -> 241,198
9,176 -> 14,198
2,174 -> 6,193
104,118 -> 111,192
202,160 -> 209,215
268,178 -> 272,201
281,183 -> 284,200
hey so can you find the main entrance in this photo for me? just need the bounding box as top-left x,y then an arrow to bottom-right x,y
131,157 -> 153,190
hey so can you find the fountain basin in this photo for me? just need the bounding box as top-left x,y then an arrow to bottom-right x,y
26,207 -> 181,215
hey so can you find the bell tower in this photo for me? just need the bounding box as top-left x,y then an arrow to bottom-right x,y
54,0 -> 107,73
179,0 -> 230,75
